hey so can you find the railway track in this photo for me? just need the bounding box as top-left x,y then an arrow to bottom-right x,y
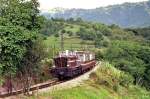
0,79 -> 63,98
0,61 -> 100,98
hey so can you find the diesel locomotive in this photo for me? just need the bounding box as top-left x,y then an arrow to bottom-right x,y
51,50 -> 96,80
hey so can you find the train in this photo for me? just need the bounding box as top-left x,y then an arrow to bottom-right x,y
50,50 -> 96,80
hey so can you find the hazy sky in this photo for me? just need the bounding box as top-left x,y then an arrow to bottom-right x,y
39,0 -> 148,11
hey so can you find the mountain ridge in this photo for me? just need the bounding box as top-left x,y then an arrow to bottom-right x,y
41,1 -> 150,28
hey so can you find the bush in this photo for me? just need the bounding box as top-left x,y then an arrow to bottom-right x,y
41,58 -> 53,67
95,50 -> 104,60
90,62 -> 134,90
120,73 -> 134,87
70,26 -> 74,28
40,58 -> 53,81
43,36 -> 47,40
67,31 -> 73,36
101,38 -> 110,47
104,41 -> 149,87
54,33 -> 59,37
61,29 -> 66,33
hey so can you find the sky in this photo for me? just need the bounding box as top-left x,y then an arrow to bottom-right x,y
39,0 -> 148,11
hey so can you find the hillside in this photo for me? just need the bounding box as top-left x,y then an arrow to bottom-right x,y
28,62 -> 150,99
2,18 -> 148,98
42,0 -> 150,28
0,16 -> 150,99
37,18 -> 150,98
1,0 -> 150,98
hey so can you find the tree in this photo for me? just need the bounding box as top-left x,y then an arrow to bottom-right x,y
61,29 -> 66,33
67,18 -> 74,23
0,0 -> 46,92
40,19 -> 64,36
67,31 -> 73,36
94,31 -> 103,48
54,33 -> 59,37
0,0 -> 41,30
0,26 -> 37,77
19,37 -> 47,94
78,27 -> 96,40
76,17 -> 83,22
104,41 -> 147,85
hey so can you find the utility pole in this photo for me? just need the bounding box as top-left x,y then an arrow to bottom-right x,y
70,44 -> 73,51
60,32 -> 64,51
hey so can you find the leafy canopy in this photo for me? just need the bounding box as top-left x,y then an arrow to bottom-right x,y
0,26 -> 36,76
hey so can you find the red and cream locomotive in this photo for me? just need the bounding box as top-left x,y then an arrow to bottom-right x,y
51,50 -> 96,80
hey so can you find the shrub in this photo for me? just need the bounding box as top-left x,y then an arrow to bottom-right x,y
54,33 -> 59,37
41,58 -> 53,67
70,26 -> 74,28
39,58 -> 53,81
95,50 -> 104,60
120,73 -> 134,87
67,31 -> 73,36
90,62 -> 134,90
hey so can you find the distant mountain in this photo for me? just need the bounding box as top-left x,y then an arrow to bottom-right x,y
41,1 -> 150,28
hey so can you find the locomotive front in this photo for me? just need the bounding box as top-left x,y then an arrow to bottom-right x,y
50,50 -> 96,80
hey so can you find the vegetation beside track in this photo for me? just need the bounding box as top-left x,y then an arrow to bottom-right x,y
29,62 -> 150,99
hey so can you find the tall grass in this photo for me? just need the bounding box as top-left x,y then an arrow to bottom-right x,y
90,62 -> 133,91
28,62 -> 150,99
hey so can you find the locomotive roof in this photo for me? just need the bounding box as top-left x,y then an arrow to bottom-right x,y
55,50 -> 94,58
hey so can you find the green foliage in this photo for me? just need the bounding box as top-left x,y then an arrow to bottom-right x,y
54,33 -> 59,37
20,36 -> 47,67
39,58 -> 53,81
61,29 -> 66,33
0,26 -> 36,76
67,31 -> 73,36
95,50 -> 104,60
120,73 -> 133,87
30,62 -> 150,99
92,23 -> 112,36
41,58 -> 53,67
95,36 -> 110,48
66,18 -> 74,23
0,0 -> 42,30
78,27 -> 96,40
40,18 -> 150,90
0,17 -> 12,26
126,27 -> 150,40
40,19 -> 64,36
0,0 -> 46,86
44,36 -> 95,51
110,28 -> 136,41
91,62 -> 133,90
104,40 -> 150,88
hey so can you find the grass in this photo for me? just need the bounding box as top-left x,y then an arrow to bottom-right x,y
28,62 -> 150,99
30,84 -> 115,99
44,36 -> 95,50
29,83 -> 150,99
43,22 -> 95,51
64,24 -> 80,33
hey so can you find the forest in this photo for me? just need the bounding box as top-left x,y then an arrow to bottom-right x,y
0,0 -> 150,98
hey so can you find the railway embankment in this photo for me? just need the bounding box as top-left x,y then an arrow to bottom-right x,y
36,61 -> 101,93
2,62 -> 101,99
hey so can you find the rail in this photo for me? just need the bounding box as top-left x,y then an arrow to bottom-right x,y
0,61 -> 100,98
0,79 -> 63,98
